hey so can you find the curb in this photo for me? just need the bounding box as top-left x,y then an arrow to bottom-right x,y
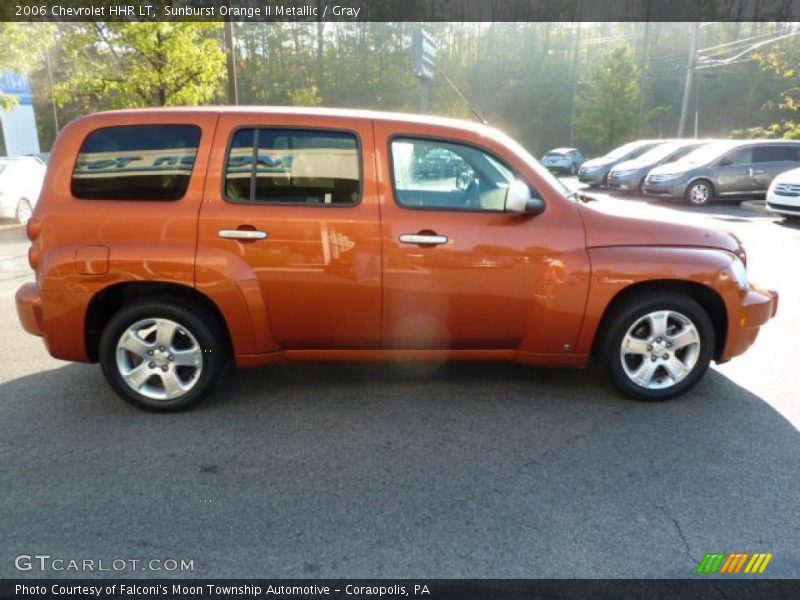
740,200 -> 770,215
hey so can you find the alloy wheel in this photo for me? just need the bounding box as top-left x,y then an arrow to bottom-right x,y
619,310 -> 701,390
115,318 -> 203,401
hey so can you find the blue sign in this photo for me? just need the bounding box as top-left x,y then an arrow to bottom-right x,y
413,29 -> 437,81
0,72 -> 33,106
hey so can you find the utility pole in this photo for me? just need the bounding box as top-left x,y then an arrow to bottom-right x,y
223,20 -> 239,105
678,22 -> 699,137
636,21 -> 650,136
44,47 -> 59,135
569,21 -> 583,145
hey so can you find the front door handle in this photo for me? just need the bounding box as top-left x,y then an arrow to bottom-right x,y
399,233 -> 448,246
218,229 -> 268,240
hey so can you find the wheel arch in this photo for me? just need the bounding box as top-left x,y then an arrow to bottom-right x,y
591,279 -> 728,361
84,281 -> 233,363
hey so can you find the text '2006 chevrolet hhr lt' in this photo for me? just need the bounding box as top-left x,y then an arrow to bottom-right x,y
16,107 -> 778,410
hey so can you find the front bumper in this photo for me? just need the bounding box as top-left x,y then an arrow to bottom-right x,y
577,170 -> 607,185
15,282 -> 44,337
642,181 -> 685,199
766,192 -> 800,216
722,286 -> 778,361
607,174 -> 645,191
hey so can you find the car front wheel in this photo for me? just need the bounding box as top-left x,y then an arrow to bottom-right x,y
600,293 -> 714,400
99,300 -> 228,411
685,180 -> 713,206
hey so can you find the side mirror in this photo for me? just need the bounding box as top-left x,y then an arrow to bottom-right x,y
504,180 -> 545,215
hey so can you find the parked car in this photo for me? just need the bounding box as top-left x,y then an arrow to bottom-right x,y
415,146 -> 469,180
607,139 -> 714,193
541,147 -> 586,175
0,156 -> 46,224
578,140 -> 666,187
16,107 -> 777,410
643,139 -> 800,205
766,166 -> 800,219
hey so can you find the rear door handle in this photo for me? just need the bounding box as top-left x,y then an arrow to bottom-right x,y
218,229 -> 268,240
748,168 -> 765,176
399,234 -> 448,245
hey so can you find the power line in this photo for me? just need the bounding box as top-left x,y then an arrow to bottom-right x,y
698,30 -> 800,66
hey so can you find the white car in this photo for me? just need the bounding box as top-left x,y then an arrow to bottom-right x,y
766,166 -> 800,219
0,156 -> 46,224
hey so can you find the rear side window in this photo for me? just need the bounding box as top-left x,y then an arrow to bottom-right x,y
752,145 -> 798,163
72,125 -> 201,200
224,128 -> 360,205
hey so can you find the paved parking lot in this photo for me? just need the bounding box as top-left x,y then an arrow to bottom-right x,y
0,189 -> 798,579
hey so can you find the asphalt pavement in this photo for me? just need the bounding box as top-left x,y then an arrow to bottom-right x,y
0,193 -> 798,579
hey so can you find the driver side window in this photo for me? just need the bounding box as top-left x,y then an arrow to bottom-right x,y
390,137 -> 517,211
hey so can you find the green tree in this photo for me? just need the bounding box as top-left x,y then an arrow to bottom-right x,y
0,23 -> 55,109
53,23 -> 225,110
752,45 -> 800,138
573,45 -> 641,150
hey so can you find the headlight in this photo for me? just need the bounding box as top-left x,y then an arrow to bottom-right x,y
613,170 -> 635,177
729,256 -> 749,292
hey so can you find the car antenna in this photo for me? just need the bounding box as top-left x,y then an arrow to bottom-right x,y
438,68 -> 488,125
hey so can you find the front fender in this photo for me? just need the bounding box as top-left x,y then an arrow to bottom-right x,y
575,246 -> 740,355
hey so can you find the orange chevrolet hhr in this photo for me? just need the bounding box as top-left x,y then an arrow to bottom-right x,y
16,107 -> 777,410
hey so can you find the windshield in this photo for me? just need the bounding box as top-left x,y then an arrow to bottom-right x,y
605,141 -> 648,160
681,142 -> 738,165
493,129 -> 572,196
633,142 -> 691,164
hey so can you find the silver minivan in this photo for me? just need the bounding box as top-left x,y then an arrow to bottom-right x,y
642,140 -> 800,205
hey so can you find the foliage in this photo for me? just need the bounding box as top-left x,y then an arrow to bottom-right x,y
572,45 -> 641,149
0,23 -> 55,109
753,46 -> 800,138
52,23 -> 225,110
1,21 -> 798,155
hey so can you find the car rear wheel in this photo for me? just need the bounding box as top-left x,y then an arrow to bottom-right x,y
15,199 -> 32,225
99,300 -> 228,411
599,293 -> 714,400
685,180 -> 713,206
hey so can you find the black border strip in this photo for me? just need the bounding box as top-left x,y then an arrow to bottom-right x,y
5,0 -> 800,23
2,579 -> 800,600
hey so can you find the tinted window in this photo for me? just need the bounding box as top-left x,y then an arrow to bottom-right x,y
722,147 -> 752,166
391,137 -> 524,211
752,145 -> 798,163
72,125 -> 201,200
224,128 -> 360,205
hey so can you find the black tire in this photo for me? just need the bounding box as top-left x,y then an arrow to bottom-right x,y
598,292 -> 714,401
99,299 -> 229,411
684,179 -> 714,206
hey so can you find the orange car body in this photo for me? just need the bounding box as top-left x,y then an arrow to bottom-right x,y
16,107 -> 777,372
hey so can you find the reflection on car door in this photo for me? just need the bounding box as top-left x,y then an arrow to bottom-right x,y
373,122 -> 590,351
752,145 -> 800,193
716,146 -> 755,195
197,114 -> 382,350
